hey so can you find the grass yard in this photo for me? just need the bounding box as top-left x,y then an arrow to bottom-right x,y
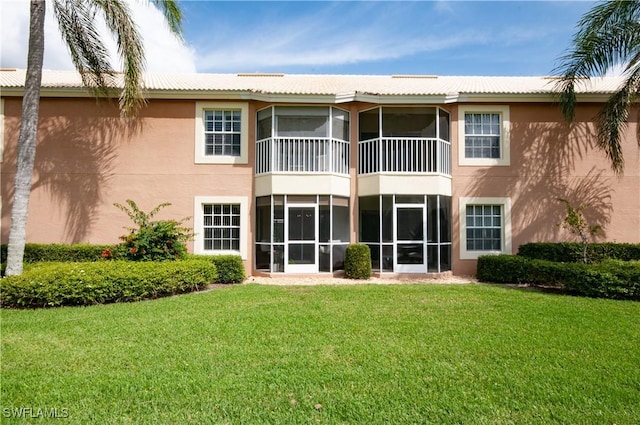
1,283 -> 639,424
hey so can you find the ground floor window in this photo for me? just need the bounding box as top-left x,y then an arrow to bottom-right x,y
203,204 -> 240,250
359,195 -> 451,273
459,197 -> 511,259
465,205 -> 502,251
255,195 -> 350,273
193,196 -> 248,258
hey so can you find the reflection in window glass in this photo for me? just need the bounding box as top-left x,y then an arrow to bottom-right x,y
358,196 -> 380,242
332,245 -> 346,270
332,204 -> 350,242
332,108 -> 350,141
439,196 -> 452,243
256,197 -> 270,243
257,108 -> 272,140
439,109 -> 450,142
382,196 -> 393,242
382,107 -> 436,138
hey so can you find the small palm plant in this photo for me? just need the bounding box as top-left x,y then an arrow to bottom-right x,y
557,198 -> 602,264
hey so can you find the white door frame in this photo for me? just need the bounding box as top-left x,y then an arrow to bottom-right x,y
394,204 -> 427,273
285,203 -> 319,273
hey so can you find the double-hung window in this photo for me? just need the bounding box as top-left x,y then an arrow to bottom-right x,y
195,102 -> 249,164
459,197 -> 511,259
464,113 -> 500,159
204,110 -> 241,156
458,105 -> 510,166
465,205 -> 502,251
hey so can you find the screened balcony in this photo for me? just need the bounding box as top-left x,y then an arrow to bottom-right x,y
256,137 -> 350,175
255,106 -> 350,176
357,107 -> 451,177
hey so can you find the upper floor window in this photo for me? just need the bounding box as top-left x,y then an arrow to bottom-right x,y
464,113 -> 500,159
195,102 -> 249,164
458,105 -> 510,167
204,110 -> 241,156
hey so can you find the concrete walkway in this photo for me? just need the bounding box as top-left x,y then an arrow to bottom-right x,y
245,275 -> 477,286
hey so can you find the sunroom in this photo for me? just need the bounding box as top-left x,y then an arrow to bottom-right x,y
357,106 -> 451,194
254,106 -> 351,197
357,106 -> 452,274
254,106 -> 352,274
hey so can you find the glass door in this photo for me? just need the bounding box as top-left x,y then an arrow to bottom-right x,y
395,205 -> 426,273
286,204 -> 318,273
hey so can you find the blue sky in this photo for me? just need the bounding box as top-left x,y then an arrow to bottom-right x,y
0,1 -> 597,76
180,1 -> 595,75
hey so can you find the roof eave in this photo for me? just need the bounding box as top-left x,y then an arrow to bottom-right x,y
0,86 -> 618,104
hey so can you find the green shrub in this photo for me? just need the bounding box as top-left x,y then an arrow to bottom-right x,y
518,242 -> 640,263
113,200 -> 192,261
344,244 -> 371,279
0,260 -> 218,309
187,255 -> 246,284
477,255 -> 640,300
1,243 -> 113,263
210,255 -> 246,283
476,255 -> 531,284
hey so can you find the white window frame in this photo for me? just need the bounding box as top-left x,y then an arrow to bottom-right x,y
459,197 -> 512,260
195,102 -> 249,164
458,105 -> 510,166
194,196 -> 248,259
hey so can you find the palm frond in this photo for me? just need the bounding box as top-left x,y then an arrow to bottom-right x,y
553,0 -> 640,121
52,0 -> 116,98
151,0 -> 183,40
553,0 -> 640,174
596,66 -> 640,175
53,0 -> 184,116
92,0 -> 146,115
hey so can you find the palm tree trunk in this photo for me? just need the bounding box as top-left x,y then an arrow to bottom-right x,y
5,0 -> 46,276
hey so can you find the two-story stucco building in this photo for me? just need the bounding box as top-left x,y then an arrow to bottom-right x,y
1,69 -> 638,276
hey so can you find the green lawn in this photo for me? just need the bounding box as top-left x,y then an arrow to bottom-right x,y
1,284 -> 639,424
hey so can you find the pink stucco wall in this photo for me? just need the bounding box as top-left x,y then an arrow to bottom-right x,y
1,97 -> 256,269
1,96 -> 638,276
451,103 -> 639,276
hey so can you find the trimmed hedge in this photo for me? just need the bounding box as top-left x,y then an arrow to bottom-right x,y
517,242 -> 640,263
1,243 -> 112,263
477,255 -> 640,300
0,260 -> 218,308
207,255 -> 245,283
187,254 -> 246,284
344,244 -> 372,279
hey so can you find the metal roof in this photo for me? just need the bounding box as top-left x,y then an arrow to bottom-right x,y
0,68 -> 625,100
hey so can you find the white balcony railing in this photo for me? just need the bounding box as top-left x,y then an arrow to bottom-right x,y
357,138 -> 451,176
256,137 -> 350,175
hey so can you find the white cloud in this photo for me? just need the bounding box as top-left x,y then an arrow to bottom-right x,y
194,2 -> 485,72
0,0 -> 196,73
